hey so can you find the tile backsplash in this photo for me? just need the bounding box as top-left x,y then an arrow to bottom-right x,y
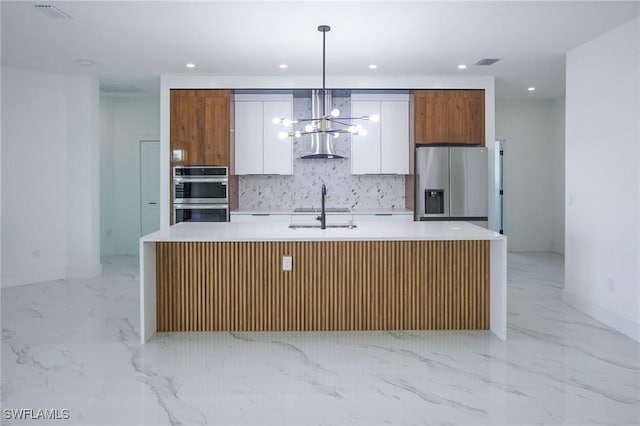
238,94 -> 407,210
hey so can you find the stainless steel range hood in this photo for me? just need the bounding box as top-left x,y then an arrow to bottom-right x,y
299,89 -> 347,160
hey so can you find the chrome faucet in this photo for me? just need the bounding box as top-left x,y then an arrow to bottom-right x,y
317,184 -> 327,229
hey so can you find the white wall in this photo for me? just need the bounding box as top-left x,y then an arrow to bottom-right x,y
100,96 -> 160,256
2,67 -> 68,287
496,99 -> 564,253
551,97 -> 565,254
1,66 -> 101,287
100,98 -> 116,256
66,75 -> 101,278
564,16 -> 640,342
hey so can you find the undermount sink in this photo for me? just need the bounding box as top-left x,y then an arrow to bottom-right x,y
288,223 -> 357,230
293,207 -> 351,213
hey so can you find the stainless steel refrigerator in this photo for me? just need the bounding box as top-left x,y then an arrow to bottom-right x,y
415,146 -> 488,227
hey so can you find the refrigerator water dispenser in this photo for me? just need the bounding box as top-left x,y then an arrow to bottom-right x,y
425,190 -> 445,214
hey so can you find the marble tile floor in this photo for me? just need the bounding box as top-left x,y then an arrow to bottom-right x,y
1,253 -> 639,425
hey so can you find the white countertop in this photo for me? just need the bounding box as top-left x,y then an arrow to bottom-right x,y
231,208 -> 413,215
141,221 -> 503,242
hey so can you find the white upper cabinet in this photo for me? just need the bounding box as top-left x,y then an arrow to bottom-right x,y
351,101 -> 381,174
234,94 -> 293,175
350,93 -> 410,175
262,101 -> 292,175
234,101 -> 263,174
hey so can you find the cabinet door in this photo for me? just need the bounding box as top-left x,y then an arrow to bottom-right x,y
170,90 -> 231,166
170,90 -> 199,165
351,101 -> 381,174
263,101 -> 293,175
413,90 -> 484,146
414,90 -> 448,144
446,91 -> 484,145
380,101 -> 409,174
202,92 -> 231,165
234,101 -> 264,174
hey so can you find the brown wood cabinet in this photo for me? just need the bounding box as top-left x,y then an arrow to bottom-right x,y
170,89 -> 231,165
169,89 -> 237,224
413,90 -> 485,146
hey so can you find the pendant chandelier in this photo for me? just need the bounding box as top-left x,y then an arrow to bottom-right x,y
273,25 -> 379,142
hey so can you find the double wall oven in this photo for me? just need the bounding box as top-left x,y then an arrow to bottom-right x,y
173,166 -> 229,223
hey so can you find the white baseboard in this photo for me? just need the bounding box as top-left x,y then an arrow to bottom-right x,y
563,291 -> 640,343
1,266 -> 65,288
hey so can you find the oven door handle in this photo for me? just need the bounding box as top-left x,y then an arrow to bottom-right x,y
174,177 -> 228,184
174,204 -> 229,210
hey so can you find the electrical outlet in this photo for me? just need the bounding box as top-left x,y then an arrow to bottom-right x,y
282,255 -> 293,271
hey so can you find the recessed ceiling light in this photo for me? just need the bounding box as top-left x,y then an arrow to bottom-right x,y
528,87 -> 536,91
74,59 -> 95,66
457,64 -> 467,70
368,64 -> 377,70
279,64 -> 288,69
186,63 -> 196,68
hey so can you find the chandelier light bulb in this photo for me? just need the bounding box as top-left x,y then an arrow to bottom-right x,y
273,117 -> 282,125
330,108 -> 340,118
282,118 -> 293,126
348,125 -> 358,133
294,131 -> 302,138
333,132 -> 339,138
278,131 -> 289,139
359,129 -> 368,137
305,124 -> 314,132
369,114 -> 380,122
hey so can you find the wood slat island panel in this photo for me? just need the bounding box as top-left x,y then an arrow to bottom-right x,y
156,240 -> 489,331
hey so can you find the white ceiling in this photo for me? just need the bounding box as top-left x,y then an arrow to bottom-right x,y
2,1 -> 638,99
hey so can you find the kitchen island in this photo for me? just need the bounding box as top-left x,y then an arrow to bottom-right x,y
140,221 -> 506,343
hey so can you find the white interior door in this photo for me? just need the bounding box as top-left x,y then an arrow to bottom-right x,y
140,140 -> 160,236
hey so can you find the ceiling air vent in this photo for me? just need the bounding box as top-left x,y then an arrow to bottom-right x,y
100,85 -> 146,95
34,4 -> 72,19
475,58 -> 501,66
